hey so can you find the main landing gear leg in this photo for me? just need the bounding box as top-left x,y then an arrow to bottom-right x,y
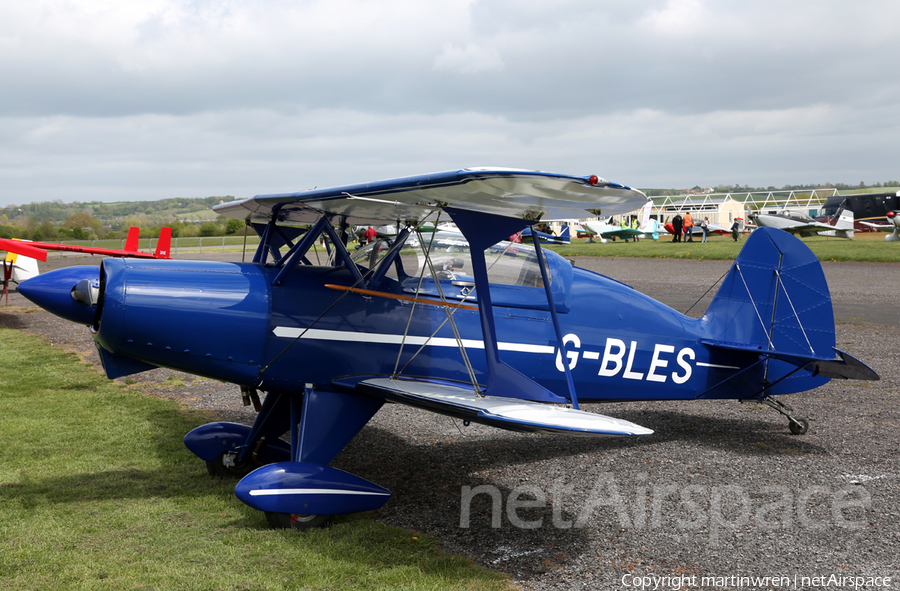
237,385 -> 388,531
755,396 -> 809,435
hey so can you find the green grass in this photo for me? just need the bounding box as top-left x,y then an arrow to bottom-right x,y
546,231 -> 900,262
0,330 -> 512,591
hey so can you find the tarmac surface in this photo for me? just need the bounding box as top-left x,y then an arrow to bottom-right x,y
2,250 -> 898,590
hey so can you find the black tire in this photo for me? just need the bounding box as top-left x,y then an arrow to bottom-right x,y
265,512 -> 333,530
205,452 -> 256,478
789,417 -> 809,435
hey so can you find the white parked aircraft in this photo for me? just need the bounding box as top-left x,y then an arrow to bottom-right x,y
581,201 -> 658,242
862,210 -> 900,242
750,208 -> 854,239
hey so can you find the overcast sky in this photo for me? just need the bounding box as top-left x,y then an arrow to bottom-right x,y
2,0 -> 898,206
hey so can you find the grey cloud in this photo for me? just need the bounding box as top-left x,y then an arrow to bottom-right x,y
1,0 -> 898,205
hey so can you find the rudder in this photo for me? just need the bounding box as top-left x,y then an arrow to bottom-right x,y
124,227 -> 140,252
701,227 -> 836,394
155,227 -> 172,259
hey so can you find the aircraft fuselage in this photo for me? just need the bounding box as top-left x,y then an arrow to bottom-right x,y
81,254 -> 809,404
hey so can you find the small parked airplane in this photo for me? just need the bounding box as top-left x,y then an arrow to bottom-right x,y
1,242 -> 45,303
883,210 -> 900,241
582,202 -> 659,242
25,226 -> 173,259
750,208 -> 855,239
18,168 -> 877,530
1,227 -> 172,303
521,225 -> 571,245
860,210 -> 900,242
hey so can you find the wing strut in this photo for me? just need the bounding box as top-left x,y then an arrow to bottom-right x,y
445,207 -> 567,404
531,234 -> 581,410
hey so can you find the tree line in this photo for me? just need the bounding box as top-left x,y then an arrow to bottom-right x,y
3,180 -> 899,242
0,196 -> 245,241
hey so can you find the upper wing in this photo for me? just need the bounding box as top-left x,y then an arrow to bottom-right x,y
213,167 -> 648,226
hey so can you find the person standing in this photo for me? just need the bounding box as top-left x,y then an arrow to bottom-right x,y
619,217 -> 630,242
700,217 -> 709,243
356,227 -> 368,247
684,212 -> 694,242
672,214 -> 683,242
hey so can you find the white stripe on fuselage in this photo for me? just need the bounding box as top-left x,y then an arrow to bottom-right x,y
273,326 -> 555,354
696,361 -> 740,369
272,328 -> 737,379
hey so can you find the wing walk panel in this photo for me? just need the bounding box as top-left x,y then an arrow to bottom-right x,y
356,378 -> 653,437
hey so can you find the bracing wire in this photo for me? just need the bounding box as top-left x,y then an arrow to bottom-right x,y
256,225 -> 412,386
392,210 -> 442,377
683,266 -> 732,317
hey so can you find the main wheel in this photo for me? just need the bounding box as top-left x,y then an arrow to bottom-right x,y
206,452 -> 256,478
265,512 -> 333,530
789,417 -> 809,435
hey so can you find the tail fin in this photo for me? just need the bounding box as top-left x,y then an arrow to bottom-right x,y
10,254 -> 40,283
820,208 -> 854,238
124,227 -> 140,253
559,225 -> 570,244
835,208 -> 854,230
154,227 -> 172,259
701,227 -> 858,394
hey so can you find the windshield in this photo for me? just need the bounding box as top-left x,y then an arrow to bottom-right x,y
780,210 -> 815,223
351,231 -> 572,312
409,233 -> 546,288
351,239 -> 395,273
820,198 -> 847,219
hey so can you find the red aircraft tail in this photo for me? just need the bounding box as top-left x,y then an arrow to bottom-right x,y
124,227 -> 140,253
154,227 -> 172,259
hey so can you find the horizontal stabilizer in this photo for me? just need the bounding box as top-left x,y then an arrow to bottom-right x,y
816,349 -> 880,380
356,378 -> 653,437
701,340 -> 879,381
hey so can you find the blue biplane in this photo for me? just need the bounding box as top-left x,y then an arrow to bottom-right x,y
19,167 -> 877,529
521,224 -> 570,245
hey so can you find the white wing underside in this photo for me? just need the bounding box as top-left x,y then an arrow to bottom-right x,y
357,378 -> 653,437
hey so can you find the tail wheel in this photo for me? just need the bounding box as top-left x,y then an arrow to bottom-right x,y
789,417 -> 809,435
265,512 -> 333,530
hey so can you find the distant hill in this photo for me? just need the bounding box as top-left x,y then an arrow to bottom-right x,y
0,196 -> 238,241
